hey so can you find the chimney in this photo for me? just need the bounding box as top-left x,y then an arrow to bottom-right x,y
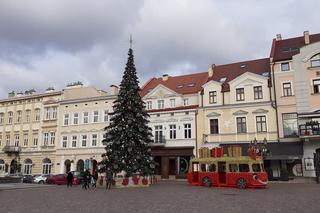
304,31 -> 310,44
109,85 -> 119,95
208,64 -> 215,77
162,74 -> 169,81
276,34 -> 282,41
8,91 -> 15,98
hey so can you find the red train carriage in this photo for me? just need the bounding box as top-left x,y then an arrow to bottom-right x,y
188,156 -> 267,189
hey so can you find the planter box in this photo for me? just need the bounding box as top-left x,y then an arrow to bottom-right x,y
98,175 -> 157,188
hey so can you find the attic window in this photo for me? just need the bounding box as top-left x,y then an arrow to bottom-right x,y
281,47 -> 299,53
147,89 -> 152,93
177,84 -> 184,89
240,64 -> 246,68
262,72 -> 270,77
219,77 -> 227,83
187,83 -> 196,87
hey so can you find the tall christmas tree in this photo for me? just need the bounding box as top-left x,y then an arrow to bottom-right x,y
100,46 -> 154,177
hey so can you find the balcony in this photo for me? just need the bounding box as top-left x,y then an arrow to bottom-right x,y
299,122 -> 320,138
2,145 -> 21,153
150,136 -> 166,146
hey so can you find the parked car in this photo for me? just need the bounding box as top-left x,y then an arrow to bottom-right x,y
47,174 -> 81,185
22,175 -> 34,183
33,174 -> 50,184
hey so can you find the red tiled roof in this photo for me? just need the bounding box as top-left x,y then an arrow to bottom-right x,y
208,58 -> 270,92
140,72 -> 208,97
146,105 -> 198,113
270,33 -> 320,62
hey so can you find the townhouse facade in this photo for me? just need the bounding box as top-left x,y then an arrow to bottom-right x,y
0,89 -> 62,177
140,73 -> 208,179
270,31 -> 320,178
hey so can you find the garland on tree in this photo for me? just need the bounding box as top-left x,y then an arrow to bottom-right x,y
99,47 -> 154,177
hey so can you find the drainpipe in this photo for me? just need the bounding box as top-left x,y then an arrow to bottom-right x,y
271,62 -> 280,142
195,110 -> 198,158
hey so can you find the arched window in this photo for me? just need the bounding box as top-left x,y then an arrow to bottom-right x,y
24,159 -> 32,175
42,158 -> 52,175
76,159 -> 84,172
0,159 -> 5,174
311,54 -> 320,68
64,159 -> 71,173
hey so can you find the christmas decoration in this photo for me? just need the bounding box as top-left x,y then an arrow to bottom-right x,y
99,45 -> 154,179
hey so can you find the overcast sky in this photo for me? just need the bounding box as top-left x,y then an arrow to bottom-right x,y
0,0 -> 320,98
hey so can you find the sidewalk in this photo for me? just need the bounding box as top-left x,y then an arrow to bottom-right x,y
0,183 -> 54,191
269,177 -> 318,184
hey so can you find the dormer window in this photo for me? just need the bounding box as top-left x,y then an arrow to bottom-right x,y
187,83 -> 195,87
183,98 -> 189,106
146,101 -> 152,110
219,77 -> 227,83
177,84 -> 183,89
236,88 -> 245,101
157,100 -> 164,109
311,54 -> 320,68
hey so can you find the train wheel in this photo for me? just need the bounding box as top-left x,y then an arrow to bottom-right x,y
202,177 -> 212,187
236,178 -> 247,189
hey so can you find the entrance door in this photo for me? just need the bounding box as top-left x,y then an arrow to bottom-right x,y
10,159 -> 19,174
169,159 -> 176,175
218,162 -> 226,184
314,148 -> 320,183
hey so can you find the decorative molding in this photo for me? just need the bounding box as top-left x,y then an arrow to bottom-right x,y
252,108 -> 269,114
180,117 -> 193,122
233,110 -> 248,115
166,118 -> 178,122
206,112 -> 221,117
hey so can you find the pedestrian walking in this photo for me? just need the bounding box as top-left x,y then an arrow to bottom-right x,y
67,171 -> 74,187
105,167 -> 113,190
91,170 -> 98,188
82,170 -> 90,190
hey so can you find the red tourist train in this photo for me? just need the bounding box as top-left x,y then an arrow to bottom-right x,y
188,147 -> 268,189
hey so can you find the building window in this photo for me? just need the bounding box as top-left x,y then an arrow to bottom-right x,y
209,91 -> 217,104
283,82 -> 292,96
16,111 -> 22,123
63,114 -> 69,126
146,101 -> 152,110
210,119 -> 219,134
313,79 -> 320,94
73,113 -> 79,125
23,134 -> 28,146
42,158 -> 52,175
169,124 -> 176,139
236,117 -> 247,133
311,54 -> 320,67
6,134 -> 10,146
44,133 -> 49,146
50,132 -> 55,145
82,135 -> 87,147
14,134 -> 19,147
25,110 -> 31,123
72,136 -> 77,147
8,111 -> 13,124
35,109 -> 40,122
184,123 -> 192,139
45,107 -> 51,120
282,113 -> 298,137
170,99 -> 176,108
154,125 -> 163,143
83,112 -> 89,124
93,111 -> 99,123
183,98 -> 189,106
281,62 -> 290,71
236,88 -> 245,101
0,113 -> 4,124
62,136 -> 67,148
33,134 -> 38,146
254,86 -> 263,100
157,100 -> 164,109
256,116 -> 267,132
52,107 -> 57,119
24,159 -> 32,175
92,134 -> 97,146
104,110 -> 109,122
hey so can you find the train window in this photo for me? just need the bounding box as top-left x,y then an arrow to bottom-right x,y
252,164 -> 261,172
239,164 -> 249,172
201,164 -> 206,172
208,164 -> 216,172
229,164 -> 238,172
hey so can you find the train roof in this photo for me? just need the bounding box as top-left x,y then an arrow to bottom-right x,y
190,156 -> 263,163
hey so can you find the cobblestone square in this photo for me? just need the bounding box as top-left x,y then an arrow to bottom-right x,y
1,181 -> 320,213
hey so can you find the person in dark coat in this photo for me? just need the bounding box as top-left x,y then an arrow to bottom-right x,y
92,170 -> 98,188
105,168 -> 113,190
67,171 -> 74,187
82,170 -> 90,190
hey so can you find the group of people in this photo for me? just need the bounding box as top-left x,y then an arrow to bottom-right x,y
66,168 -> 113,190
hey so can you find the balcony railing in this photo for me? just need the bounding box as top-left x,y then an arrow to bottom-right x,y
299,123 -> 320,137
150,136 -> 166,146
2,145 -> 21,153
